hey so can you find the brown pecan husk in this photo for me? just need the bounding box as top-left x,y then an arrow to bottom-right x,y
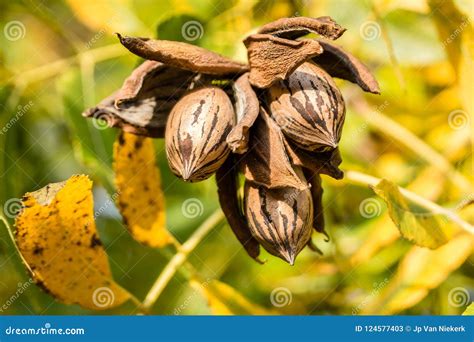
82,15 -> 380,265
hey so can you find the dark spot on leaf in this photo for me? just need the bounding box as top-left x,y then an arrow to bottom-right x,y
118,132 -> 125,145
134,138 -> 143,150
33,246 -> 44,255
90,234 -> 102,248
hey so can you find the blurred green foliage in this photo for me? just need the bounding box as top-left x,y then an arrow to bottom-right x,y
0,0 -> 472,315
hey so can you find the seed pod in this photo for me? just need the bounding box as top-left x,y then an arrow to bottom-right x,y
244,168 -> 313,265
166,87 -> 234,182
268,61 -> 345,152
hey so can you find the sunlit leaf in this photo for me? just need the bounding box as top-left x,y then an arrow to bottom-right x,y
462,302 -> 474,315
15,175 -> 131,310
191,279 -> 270,315
362,234 -> 473,314
113,132 -> 172,247
372,179 -> 459,248
459,27 -> 473,116
428,0 -> 468,72
352,168 -> 446,264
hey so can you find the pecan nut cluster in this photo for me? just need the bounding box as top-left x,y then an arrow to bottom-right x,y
84,16 -> 379,265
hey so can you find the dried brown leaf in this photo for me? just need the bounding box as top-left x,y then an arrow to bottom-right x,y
313,40 -> 380,94
244,34 -> 323,88
83,60 -> 195,137
226,73 -> 260,154
284,140 -> 344,180
242,109 -> 308,190
216,156 -> 261,260
117,34 -> 248,75
258,16 -> 346,40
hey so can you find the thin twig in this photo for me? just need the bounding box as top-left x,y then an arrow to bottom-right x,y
346,170 -> 474,234
142,209 -> 225,310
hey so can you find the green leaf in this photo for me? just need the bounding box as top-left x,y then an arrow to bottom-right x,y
156,14 -> 205,43
372,179 -> 459,248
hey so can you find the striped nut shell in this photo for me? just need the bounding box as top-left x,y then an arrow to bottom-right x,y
244,169 -> 313,265
165,87 -> 235,182
268,61 -> 345,152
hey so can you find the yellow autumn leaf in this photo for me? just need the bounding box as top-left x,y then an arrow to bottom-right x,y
352,168 -> 445,265
113,132 -> 172,248
372,179 -> 460,248
429,0 -> 468,72
361,234 -> 474,314
459,26 -> 473,117
191,279 -> 270,315
15,175 -> 131,310
463,302 -> 474,315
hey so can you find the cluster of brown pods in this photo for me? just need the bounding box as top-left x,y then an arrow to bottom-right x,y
84,16 -> 379,265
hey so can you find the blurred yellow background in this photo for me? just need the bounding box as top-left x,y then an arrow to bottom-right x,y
0,0 -> 472,315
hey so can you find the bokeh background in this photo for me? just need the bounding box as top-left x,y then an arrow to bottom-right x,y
0,0 -> 473,315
